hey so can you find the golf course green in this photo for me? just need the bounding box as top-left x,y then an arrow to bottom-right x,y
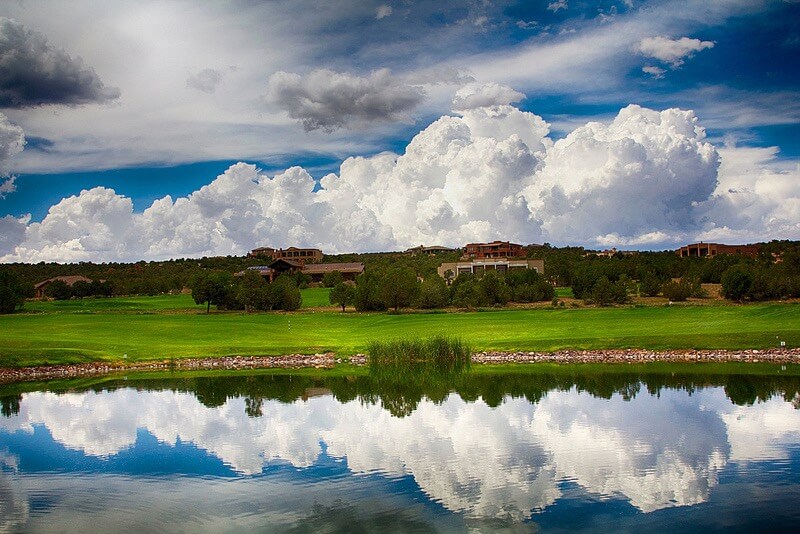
1,292 -> 798,367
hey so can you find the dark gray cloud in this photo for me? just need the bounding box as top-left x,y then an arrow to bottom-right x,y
0,17 -> 120,108
266,69 -> 425,132
186,68 -> 223,94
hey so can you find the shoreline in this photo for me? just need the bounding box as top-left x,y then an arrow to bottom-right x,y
1,348 -> 798,384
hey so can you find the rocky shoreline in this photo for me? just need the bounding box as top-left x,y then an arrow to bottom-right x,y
0,348 -> 798,384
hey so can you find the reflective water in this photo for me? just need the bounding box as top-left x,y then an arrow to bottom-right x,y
1,367 -> 800,532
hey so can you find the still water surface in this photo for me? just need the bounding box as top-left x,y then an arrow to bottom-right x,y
1,368 -> 799,532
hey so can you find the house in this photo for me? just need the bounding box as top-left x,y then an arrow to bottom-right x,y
677,242 -> 761,258
268,258 -> 305,279
463,241 -> 525,259
249,246 -> 323,264
301,262 -> 365,282
239,260 -> 365,283
34,276 -> 94,298
438,259 -> 544,283
404,245 -> 458,255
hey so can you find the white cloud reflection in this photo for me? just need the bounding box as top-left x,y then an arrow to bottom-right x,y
2,386 -> 800,520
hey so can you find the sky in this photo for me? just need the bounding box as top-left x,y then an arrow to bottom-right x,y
0,0 -> 798,262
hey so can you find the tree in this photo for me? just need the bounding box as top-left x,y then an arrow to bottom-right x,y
478,271 -> 511,306
640,273 -> 662,297
190,271 -> 236,313
329,282 -> 356,312
354,271 -> 387,311
236,270 -> 270,312
270,274 -> 302,311
0,270 -> 28,314
416,276 -> 450,309
44,280 -> 72,300
661,279 -> 692,302
322,270 -> 344,288
380,267 -> 420,311
589,276 -> 627,306
721,264 -> 754,301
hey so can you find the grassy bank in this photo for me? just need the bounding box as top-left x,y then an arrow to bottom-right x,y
1,295 -> 798,367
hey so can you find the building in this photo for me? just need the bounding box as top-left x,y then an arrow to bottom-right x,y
239,261 -> 365,283
584,248 -> 639,258
677,242 -> 762,258
267,258 -> 305,279
404,245 -> 458,255
34,276 -> 94,298
463,241 -> 524,259
438,259 -> 544,282
300,262 -> 365,283
249,246 -> 323,264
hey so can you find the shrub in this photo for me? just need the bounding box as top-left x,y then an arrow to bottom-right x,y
721,264 -> 754,301
661,279 -> 692,302
322,270 -> 343,288
416,276 -> 450,309
0,270 -> 28,314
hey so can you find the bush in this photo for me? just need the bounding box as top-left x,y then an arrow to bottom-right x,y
354,272 -> 387,311
270,274 -> 302,311
416,276 -> 449,309
588,276 -> 627,305
661,279 -> 692,302
639,273 -> 662,297
380,267 -> 420,311
367,335 -> 471,367
721,265 -> 754,301
44,280 -> 73,300
0,270 -> 28,314
322,270 -> 344,288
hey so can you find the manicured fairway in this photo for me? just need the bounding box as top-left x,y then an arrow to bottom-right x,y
1,298 -> 798,367
300,287 -> 333,308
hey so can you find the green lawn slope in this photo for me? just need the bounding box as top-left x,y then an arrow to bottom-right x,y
1,294 -> 798,367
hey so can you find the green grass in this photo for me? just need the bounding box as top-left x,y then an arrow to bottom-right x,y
555,287 -> 574,298
2,299 -> 799,367
300,287 -> 332,308
22,294 -> 203,314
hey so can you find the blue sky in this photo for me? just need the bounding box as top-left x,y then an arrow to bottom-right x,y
0,0 -> 798,261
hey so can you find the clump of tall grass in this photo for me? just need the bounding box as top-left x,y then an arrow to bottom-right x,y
367,335 -> 471,370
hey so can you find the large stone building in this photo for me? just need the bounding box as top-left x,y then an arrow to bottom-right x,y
249,246 -> 323,264
404,245 -> 458,255
463,241 -> 524,259
677,242 -> 761,258
240,260 -> 364,283
438,258 -> 544,283
34,276 -> 94,298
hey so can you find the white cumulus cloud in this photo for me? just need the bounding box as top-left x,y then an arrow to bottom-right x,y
642,65 -> 666,79
0,112 -> 25,175
637,36 -> 715,68
376,5 -> 392,19
451,82 -> 525,111
2,99 -> 799,263
547,1 -> 568,13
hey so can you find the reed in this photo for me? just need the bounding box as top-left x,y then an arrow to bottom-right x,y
367,335 -> 471,367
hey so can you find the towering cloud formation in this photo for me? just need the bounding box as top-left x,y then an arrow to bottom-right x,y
523,105 -> 719,245
0,17 -> 120,107
2,97 -> 797,263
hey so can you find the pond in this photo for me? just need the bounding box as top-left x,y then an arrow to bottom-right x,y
1,366 -> 799,532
